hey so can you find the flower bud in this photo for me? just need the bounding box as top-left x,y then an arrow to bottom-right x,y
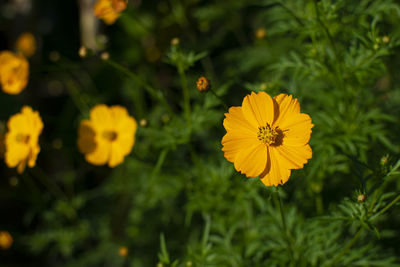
196,76 -> 210,92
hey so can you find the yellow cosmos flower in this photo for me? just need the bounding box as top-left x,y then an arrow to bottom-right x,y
5,106 -> 43,174
0,51 -> 29,94
78,104 -> 137,167
221,92 -> 313,186
94,0 -> 127,25
15,32 -> 36,58
0,231 -> 13,250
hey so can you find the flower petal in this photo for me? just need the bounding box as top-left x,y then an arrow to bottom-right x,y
273,94 -> 300,126
260,147 -> 291,186
109,143 -> 126,167
77,120 -> 97,154
234,143 -> 268,178
90,104 -> 113,130
281,113 -> 313,147
222,132 -> 258,163
223,106 -> 257,134
275,144 -> 312,170
85,140 -> 110,166
242,91 -> 274,128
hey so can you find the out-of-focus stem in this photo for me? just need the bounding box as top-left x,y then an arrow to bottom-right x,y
178,65 -> 191,130
105,59 -> 173,115
273,188 -> 295,263
79,0 -> 98,50
370,194 -> 400,221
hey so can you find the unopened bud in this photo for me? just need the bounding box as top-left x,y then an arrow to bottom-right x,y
357,194 -> 366,203
100,52 -> 110,60
0,231 -> 13,250
78,46 -> 87,58
382,36 -> 390,44
139,119 -> 148,127
9,177 -> 18,187
171,37 -> 180,46
118,246 -> 128,257
380,155 -> 388,166
255,28 -> 267,39
49,51 -> 60,62
196,76 -> 210,92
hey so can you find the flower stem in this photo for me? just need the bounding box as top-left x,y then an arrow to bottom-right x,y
209,88 -> 228,109
330,227 -> 363,266
178,66 -> 191,130
370,194 -> 400,221
104,58 -> 173,115
273,187 -> 295,263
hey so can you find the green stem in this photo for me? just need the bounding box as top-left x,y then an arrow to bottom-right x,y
370,194 -> 400,221
29,168 -> 67,200
209,88 -> 228,109
273,187 -> 295,263
330,228 -> 363,266
178,66 -> 191,130
105,59 -> 173,115
277,2 -> 304,26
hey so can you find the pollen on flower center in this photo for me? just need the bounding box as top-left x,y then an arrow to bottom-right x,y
102,130 -> 118,141
16,133 -> 30,144
257,124 -> 278,145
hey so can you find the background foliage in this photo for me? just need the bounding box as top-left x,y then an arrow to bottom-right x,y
1,0 -> 400,266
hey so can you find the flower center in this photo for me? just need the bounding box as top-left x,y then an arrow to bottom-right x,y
257,123 -> 278,145
102,130 -> 118,142
16,133 -> 30,144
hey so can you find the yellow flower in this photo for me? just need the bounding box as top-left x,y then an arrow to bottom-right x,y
0,231 -> 13,250
15,32 -> 36,58
94,0 -> 127,25
0,51 -> 29,94
118,246 -> 128,257
78,104 -> 137,167
221,92 -> 313,186
5,106 -> 43,174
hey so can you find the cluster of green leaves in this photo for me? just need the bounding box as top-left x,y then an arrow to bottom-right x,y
1,0 -> 400,266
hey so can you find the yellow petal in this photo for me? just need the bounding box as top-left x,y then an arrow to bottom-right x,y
260,148 -> 291,186
234,143 -> 268,177
281,113 -> 313,147
77,120 -> 97,154
223,106 -> 257,134
85,140 -> 110,166
275,144 -> 312,170
5,141 -> 29,168
242,91 -> 275,127
108,143 -> 125,167
111,105 -> 137,135
27,144 -> 40,168
222,132 -> 258,163
90,104 -> 113,131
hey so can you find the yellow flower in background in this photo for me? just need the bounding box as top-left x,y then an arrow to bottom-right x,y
5,106 -> 43,174
118,246 -> 128,257
78,104 -> 137,167
0,231 -> 13,250
94,0 -> 127,25
221,92 -> 313,186
15,32 -> 36,58
0,51 -> 29,94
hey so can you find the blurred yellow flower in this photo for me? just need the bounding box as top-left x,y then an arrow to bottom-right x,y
221,92 -> 313,186
94,0 -> 127,25
118,246 -> 128,257
0,231 -> 13,250
78,104 -> 137,167
255,27 -> 267,39
0,51 -> 29,94
15,32 -> 36,58
5,106 -> 43,174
